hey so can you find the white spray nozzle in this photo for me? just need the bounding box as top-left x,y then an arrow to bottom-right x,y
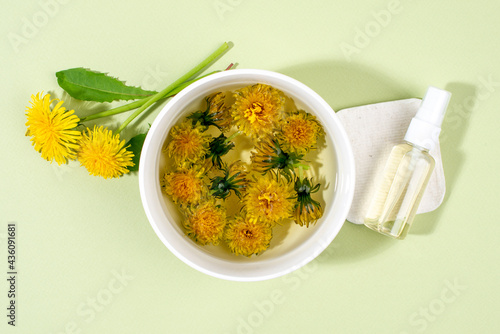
416,86 -> 451,127
404,86 -> 452,151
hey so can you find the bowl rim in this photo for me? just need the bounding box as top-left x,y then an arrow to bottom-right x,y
139,68 -> 355,281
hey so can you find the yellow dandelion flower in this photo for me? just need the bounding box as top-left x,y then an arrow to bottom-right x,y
165,120 -> 211,165
250,135 -> 303,181
163,167 -> 206,206
293,177 -> 324,227
231,84 -> 284,138
278,109 -> 325,154
77,126 -> 134,179
183,199 -> 227,245
25,92 -> 81,165
294,202 -> 323,227
207,92 -> 233,131
227,160 -> 249,195
224,213 -> 273,256
243,172 -> 295,225
250,135 -> 277,174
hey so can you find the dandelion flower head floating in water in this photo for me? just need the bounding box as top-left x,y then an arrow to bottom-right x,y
224,213 -> 273,257
231,84 -> 284,138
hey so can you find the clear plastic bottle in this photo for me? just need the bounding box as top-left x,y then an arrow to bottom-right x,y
364,87 -> 451,239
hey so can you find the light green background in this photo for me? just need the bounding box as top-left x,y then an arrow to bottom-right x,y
2,0 -> 499,333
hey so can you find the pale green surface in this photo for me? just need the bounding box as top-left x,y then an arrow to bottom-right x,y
1,0 -> 500,333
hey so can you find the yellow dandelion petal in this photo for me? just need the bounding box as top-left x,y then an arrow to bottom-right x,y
25,92 -> 81,165
293,177 -> 324,227
250,135 -> 303,180
250,135 -> 276,174
165,121 -> 211,165
294,200 -> 324,227
77,126 -> 134,179
228,160 -> 249,189
207,92 -> 232,131
224,214 -> 273,257
243,172 -> 296,225
279,110 -> 324,154
183,200 -> 227,245
231,84 -> 284,138
163,167 -> 206,206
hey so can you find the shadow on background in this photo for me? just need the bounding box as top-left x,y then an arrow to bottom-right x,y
278,60 -> 413,112
323,223 -> 395,264
277,60 -> 415,262
48,90 -> 110,119
120,101 -> 163,140
411,83 -> 476,235
278,60 -> 475,260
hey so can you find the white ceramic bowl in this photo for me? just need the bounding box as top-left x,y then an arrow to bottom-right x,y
139,69 -> 355,281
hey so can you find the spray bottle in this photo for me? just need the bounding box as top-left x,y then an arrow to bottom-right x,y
364,86 -> 451,239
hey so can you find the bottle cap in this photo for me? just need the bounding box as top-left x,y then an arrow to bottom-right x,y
404,86 -> 451,150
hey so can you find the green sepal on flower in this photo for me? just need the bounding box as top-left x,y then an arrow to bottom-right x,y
206,133 -> 235,169
209,161 -> 248,199
187,92 -> 232,131
250,135 -> 304,181
293,177 -> 323,227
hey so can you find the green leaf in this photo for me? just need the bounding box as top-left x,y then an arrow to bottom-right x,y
56,68 -> 158,102
126,132 -> 148,172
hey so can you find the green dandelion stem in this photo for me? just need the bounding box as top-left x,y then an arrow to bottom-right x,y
115,42 -> 230,134
296,163 -> 311,181
224,130 -> 242,144
79,97 -> 148,122
298,165 -> 304,180
295,163 -> 310,170
79,71 -> 221,123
